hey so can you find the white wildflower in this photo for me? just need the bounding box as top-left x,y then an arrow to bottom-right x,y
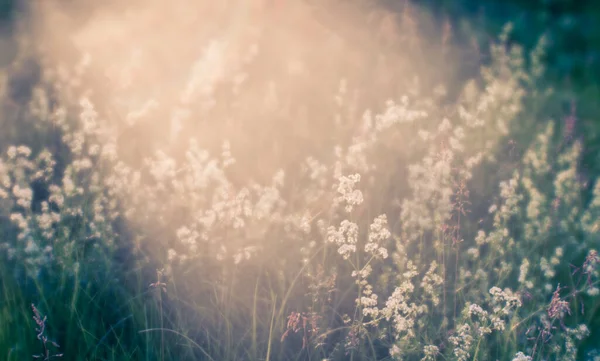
335,173 -> 363,212
327,220 -> 359,260
512,352 -> 532,361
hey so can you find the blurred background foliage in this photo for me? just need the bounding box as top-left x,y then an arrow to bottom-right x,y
402,0 -> 600,184
0,0 -> 597,293
2,0 -> 599,108
5,0 -> 597,173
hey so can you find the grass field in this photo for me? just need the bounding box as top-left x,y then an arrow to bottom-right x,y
0,1 -> 599,360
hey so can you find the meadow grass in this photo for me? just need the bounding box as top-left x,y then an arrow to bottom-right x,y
0,1 -> 599,360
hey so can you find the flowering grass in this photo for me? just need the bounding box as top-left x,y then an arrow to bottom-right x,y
0,1 -> 599,360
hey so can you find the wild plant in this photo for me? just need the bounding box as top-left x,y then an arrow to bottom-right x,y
0,1 -> 598,361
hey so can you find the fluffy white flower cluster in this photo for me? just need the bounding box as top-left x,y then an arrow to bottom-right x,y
327,220 -> 359,260
381,262 -> 424,339
489,287 -> 522,314
335,173 -> 363,213
448,324 -> 473,361
420,261 -> 444,306
420,345 -> 440,361
365,214 -> 390,259
511,351 -> 532,361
